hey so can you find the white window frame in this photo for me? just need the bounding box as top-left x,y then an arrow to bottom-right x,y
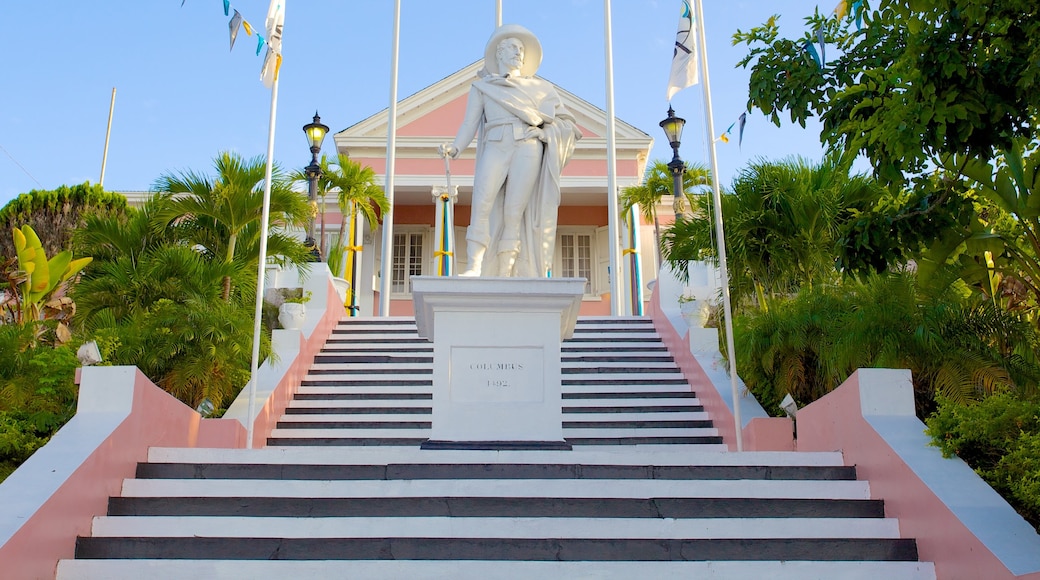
555,227 -> 599,296
390,227 -> 430,297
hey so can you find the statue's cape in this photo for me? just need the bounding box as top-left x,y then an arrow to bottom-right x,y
472,75 -> 583,277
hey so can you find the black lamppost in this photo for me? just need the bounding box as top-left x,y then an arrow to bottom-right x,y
659,106 -> 687,215
302,111 -> 329,245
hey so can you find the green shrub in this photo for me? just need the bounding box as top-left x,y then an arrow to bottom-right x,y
927,393 -> 1040,531
0,324 -> 80,482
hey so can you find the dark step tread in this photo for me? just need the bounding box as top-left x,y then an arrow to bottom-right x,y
293,394 -> 432,401
75,537 -> 919,562
313,356 -> 433,364
305,372 -> 436,378
134,463 -> 858,481
275,421 -> 432,429
562,420 -> 714,429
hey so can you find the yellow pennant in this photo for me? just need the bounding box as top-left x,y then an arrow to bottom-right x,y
834,0 -> 849,19
243,20 -> 253,35
720,133 -> 730,144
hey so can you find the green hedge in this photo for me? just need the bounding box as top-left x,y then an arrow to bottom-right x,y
926,393 -> 1040,532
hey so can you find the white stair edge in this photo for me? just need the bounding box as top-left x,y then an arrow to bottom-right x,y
265,427 -> 718,439
120,478 -> 872,500
89,516 -> 901,540
147,446 -> 847,466
57,559 -> 937,580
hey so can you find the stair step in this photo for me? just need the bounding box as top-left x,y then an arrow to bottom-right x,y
73,535 -> 918,562
284,406 -> 432,415
108,496 -> 881,518
147,447 -> 849,467
292,392 -> 432,400
57,559 -> 937,580
133,462 -> 858,481
86,515 -> 902,540
267,437 -> 428,446
120,478 -> 871,500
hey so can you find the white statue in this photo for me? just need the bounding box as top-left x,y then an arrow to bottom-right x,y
441,24 -> 583,277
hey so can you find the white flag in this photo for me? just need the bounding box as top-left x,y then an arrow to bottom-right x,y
666,0 -> 699,101
260,0 -> 285,88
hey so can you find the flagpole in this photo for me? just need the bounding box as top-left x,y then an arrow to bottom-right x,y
378,0 -> 402,316
694,0 -> 743,451
99,87 -> 116,187
604,0 -> 623,316
246,65 -> 280,450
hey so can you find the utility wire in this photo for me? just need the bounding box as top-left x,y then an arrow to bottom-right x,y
0,142 -> 43,188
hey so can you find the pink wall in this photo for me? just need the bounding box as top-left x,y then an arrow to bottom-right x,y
797,371 -> 1040,580
249,277 -> 345,448
0,369 -> 244,579
647,287 -> 737,449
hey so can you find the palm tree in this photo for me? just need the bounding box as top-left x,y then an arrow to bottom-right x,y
152,152 -> 312,300
663,155 -> 882,311
619,160 -> 710,264
324,154 -> 390,278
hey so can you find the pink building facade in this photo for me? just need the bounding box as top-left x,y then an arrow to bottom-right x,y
324,61 -> 660,317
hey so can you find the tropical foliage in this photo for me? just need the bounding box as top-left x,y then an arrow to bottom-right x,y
715,0 -> 1040,528
620,160 -> 711,263
927,392 -> 1040,531
733,0 -> 1040,185
0,183 -> 127,260
663,155 -> 885,309
292,153 -> 389,279
736,273 -> 1040,416
0,323 -> 80,480
153,151 -> 312,301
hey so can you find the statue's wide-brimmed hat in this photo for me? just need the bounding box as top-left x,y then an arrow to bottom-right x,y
483,24 -> 542,77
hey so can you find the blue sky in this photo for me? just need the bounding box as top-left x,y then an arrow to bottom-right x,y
0,1 -> 834,207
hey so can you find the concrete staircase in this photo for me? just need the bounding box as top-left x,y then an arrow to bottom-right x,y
57,317 -> 936,579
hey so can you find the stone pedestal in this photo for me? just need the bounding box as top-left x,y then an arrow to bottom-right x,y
411,276 -> 585,449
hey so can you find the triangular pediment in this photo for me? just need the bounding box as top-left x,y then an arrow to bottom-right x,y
335,60 -> 652,147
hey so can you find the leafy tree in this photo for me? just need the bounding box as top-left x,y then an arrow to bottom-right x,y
0,183 -> 127,260
734,0 -> 1040,184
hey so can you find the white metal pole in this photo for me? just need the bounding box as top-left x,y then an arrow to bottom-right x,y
495,0 -> 502,26
245,72 -> 280,450
694,0 -> 742,451
378,0 -> 402,316
99,88 -> 116,186
603,0 -> 623,317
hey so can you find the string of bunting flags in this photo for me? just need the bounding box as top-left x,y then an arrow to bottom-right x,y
717,112 -> 747,147
180,0 -> 285,87
803,0 -> 867,69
